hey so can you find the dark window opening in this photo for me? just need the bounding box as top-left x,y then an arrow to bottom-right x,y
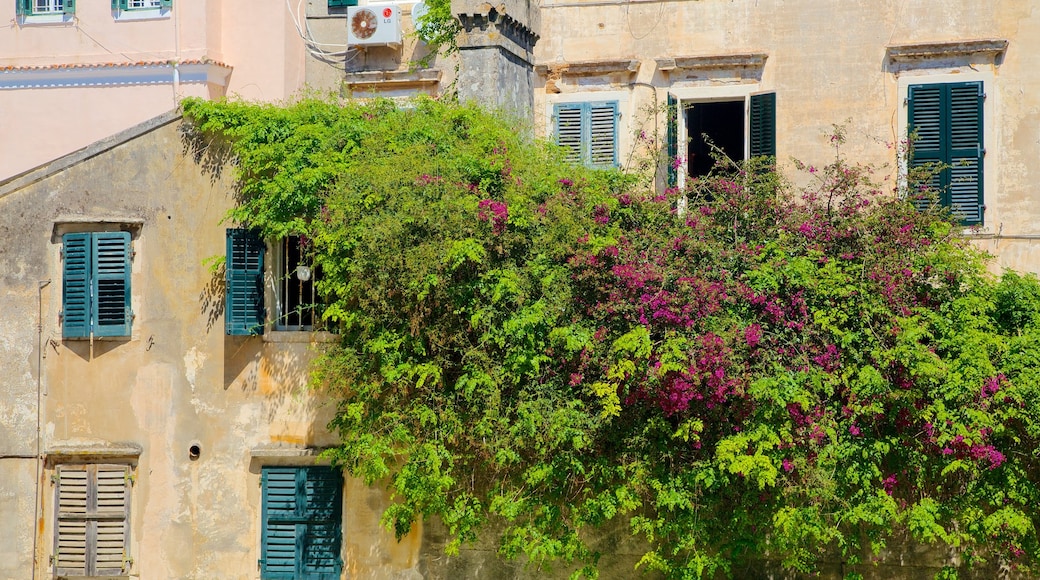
278,236 -> 323,330
686,100 -> 745,178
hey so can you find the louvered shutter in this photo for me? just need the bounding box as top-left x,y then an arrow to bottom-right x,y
302,468 -> 343,578
588,102 -> 618,168
328,0 -> 358,6
667,93 -> 678,187
909,82 -> 984,225
63,0 -> 75,14
261,467 -> 342,580
62,233 -> 92,339
226,229 -> 265,336
55,466 -> 89,576
92,232 -> 132,338
159,0 -> 172,8
554,104 -> 583,165
16,0 -> 32,15
749,92 -> 776,159
948,82 -> 984,225
55,464 -> 129,577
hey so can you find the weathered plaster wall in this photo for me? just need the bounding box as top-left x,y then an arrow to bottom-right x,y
0,116 -> 424,579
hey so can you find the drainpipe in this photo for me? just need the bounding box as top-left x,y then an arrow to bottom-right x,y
33,279 -> 50,580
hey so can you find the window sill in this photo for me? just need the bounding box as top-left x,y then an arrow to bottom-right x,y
113,8 -> 171,21
19,13 -> 74,25
263,330 -> 338,344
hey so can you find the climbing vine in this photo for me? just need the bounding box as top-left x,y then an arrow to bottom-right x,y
184,95 -> 1040,579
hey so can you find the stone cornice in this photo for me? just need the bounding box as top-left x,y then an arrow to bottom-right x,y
342,68 -> 442,90
534,59 -> 640,77
656,53 -> 768,72
886,39 -> 1008,63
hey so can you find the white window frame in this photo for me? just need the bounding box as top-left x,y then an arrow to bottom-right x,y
896,70 -> 995,231
113,0 -> 170,21
270,235 -> 323,332
546,90 -> 630,169
20,0 -> 72,24
668,84 -> 761,190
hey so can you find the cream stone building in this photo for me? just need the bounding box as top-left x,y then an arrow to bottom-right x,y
1,1 -> 1039,579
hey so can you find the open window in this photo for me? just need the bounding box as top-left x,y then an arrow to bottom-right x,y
273,236 -> 324,331
16,0 -> 75,23
667,91 -> 775,187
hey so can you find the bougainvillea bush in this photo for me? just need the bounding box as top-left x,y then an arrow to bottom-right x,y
183,96 -> 1040,579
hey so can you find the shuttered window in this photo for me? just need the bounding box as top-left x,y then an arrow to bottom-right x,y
54,464 -> 131,577
908,81 -> 985,225
226,229 -> 266,336
261,466 -> 343,580
553,101 -> 619,169
111,0 -> 172,10
62,232 -> 132,339
17,0 -> 74,15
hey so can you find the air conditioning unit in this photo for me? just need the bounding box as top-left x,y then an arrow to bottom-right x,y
347,5 -> 403,47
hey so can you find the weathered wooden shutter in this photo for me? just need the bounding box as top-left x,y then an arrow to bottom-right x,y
909,82 -> 984,225
554,104 -> 583,165
948,82 -> 984,225
62,233 -> 92,339
666,93 -> 678,187
226,229 -> 265,336
261,467 -> 342,579
588,102 -> 618,168
749,92 -> 776,159
92,232 -> 132,338
55,464 -> 129,577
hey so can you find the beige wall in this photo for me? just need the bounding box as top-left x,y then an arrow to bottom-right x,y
534,0 -> 1040,277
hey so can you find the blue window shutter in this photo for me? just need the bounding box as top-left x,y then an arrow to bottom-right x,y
909,82 -> 983,225
328,0 -> 357,6
554,103 -> 584,165
92,232 -> 132,338
948,82 -> 984,225
16,0 -> 31,16
64,0 -> 75,14
226,229 -> 265,336
62,233 -> 92,339
159,0 -> 172,8
666,93 -> 678,187
261,467 -> 342,580
749,92 -> 776,159
588,102 -> 618,168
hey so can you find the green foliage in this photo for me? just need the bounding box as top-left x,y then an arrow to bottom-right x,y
185,95 -> 1040,579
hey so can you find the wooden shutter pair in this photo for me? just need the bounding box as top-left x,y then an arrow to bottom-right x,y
54,464 -> 130,577
17,0 -> 75,15
260,467 -> 343,579
111,0 -> 172,9
665,92 -> 776,188
908,81 -> 984,225
226,229 -> 265,336
554,102 -> 619,169
62,232 -> 132,339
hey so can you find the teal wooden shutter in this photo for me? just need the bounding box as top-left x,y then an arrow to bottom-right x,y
62,233 -> 92,339
554,103 -> 583,165
749,92 -> 776,159
226,229 -> 265,336
666,93 -> 678,187
159,0 -> 172,8
909,82 -> 983,225
948,82 -> 984,225
92,232 -> 132,338
63,0 -> 75,14
261,467 -> 342,580
328,0 -> 358,6
588,102 -> 618,168
16,0 -> 31,16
